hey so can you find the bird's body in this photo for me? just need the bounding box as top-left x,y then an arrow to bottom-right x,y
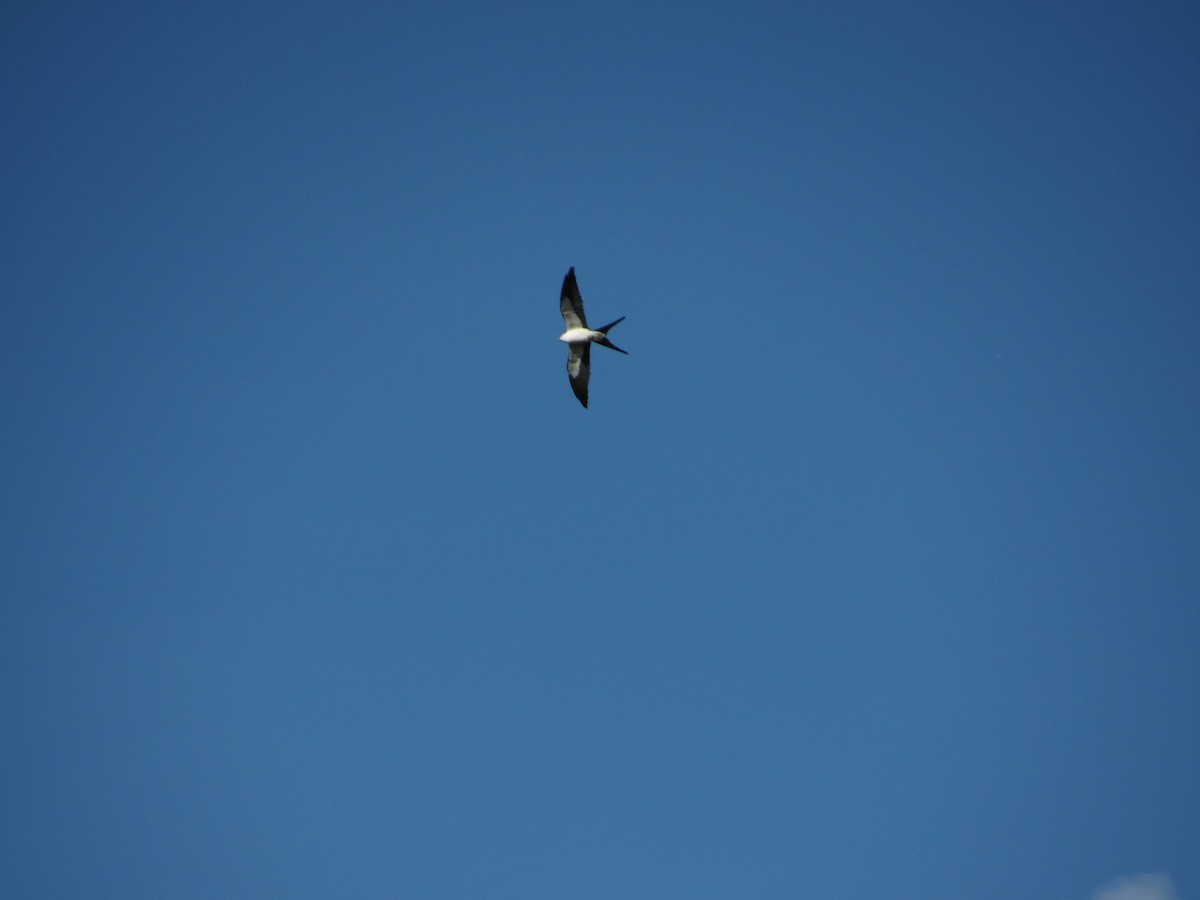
558,327 -> 599,345
558,268 -> 626,408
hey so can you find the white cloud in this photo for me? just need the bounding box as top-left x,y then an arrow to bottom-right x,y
1092,873 -> 1178,900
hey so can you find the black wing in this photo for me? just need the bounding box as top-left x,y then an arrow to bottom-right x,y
567,341 -> 590,408
560,267 -> 588,330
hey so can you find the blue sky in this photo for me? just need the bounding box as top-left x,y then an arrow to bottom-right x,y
2,1 -> 1198,896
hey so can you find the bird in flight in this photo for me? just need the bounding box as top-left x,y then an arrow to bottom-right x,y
558,267 -> 627,408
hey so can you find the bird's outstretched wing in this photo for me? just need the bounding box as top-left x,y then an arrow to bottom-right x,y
560,267 -> 588,330
567,341 -> 590,408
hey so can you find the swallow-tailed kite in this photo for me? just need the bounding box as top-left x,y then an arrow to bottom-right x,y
558,267 -> 627,408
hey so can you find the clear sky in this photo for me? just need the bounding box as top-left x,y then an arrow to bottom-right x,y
2,2 -> 1198,897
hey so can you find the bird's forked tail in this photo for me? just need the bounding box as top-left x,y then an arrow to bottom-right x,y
596,317 -> 628,354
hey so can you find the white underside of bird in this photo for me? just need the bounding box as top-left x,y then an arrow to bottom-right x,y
559,327 -> 605,344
